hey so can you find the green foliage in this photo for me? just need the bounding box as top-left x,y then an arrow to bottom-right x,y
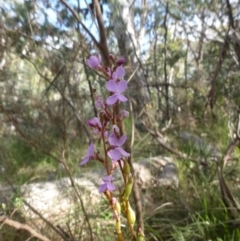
0,137 -> 54,184
144,158 -> 240,241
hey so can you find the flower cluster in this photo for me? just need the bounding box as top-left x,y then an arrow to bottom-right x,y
80,54 -> 130,192
80,53 -> 144,241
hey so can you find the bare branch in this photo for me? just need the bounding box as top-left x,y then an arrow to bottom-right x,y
223,112 -> 240,168
205,35 -> 229,117
0,216 -> 51,241
226,0 -> 235,29
59,0 -> 99,47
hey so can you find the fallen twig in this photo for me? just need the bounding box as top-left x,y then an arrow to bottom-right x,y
0,215 -> 51,241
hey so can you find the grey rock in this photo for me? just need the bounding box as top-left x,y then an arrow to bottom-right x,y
133,156 -> 179,188
0,156 -> 179,228
20,177 -> 101,220
159,162 -> 179,188
179,131 -> 222,159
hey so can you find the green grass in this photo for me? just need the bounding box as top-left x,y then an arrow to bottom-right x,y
143,152 -> 240,241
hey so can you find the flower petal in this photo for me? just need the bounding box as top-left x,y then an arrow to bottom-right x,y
114,66 -> 125,78
117,94 -> 128,102
106,94 -> 118,105
88,142 -> 94,156
99,183 -> 107,193
102,175 -> 113,182
108,132 -> 118,146
86,54 -> 102,69
118,135 -> 127,146
80,156 -> 90,165
86,56 -> 99,68
106,80 -> 118,92
107,183 -> 116,191
88,117 -> 102,128
120,110 -> 129,119
118,147 -> 130,157
108,149 -> 121,161
117,80 -> 128,92
95,97 -> 104,109
104,131 -> 108,138
107,67 -> 112,76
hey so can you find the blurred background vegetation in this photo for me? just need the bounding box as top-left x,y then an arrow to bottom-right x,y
1,0 -> 240,240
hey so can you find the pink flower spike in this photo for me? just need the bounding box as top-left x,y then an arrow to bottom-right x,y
86,54 -> 102,69
99,175 -> 116,193
80,142 -> 95,165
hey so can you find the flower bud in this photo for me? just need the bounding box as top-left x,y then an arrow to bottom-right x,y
109,53 -> 115,60
112,124 -> 119,133
86,54 -> 102,69
123,175 -> 133,199
120,110 -> 129,120
116,219 -> 121,233
120,198 -> 126,214
123,161 -> 130,175
137,235 -> 145,241
127,204 -> 136,226
117,57 -> 125,65
115,199 -> 121,216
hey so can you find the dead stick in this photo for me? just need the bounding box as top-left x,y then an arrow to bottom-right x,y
0,216 -> 51,241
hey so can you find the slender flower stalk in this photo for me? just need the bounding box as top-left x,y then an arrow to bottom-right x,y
80,53 -> 145,241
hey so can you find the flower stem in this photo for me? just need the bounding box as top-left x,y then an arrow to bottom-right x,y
117,231 -> 124,241
102,130 -> 109,174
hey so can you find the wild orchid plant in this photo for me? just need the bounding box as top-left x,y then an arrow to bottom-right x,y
80,54 -> 145,241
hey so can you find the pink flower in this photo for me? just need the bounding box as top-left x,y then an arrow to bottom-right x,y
86,54 -> 102,69
108,132 -> 130,161
88,117 -> 103,135
99,175 -> 116,193
80,142 -> 95,165
111,66 -> 125,81
120,110 -> 129,120
88,117 -> 102,129
106,80 -> 128,105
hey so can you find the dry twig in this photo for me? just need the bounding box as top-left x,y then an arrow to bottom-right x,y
0,216 -> 51,241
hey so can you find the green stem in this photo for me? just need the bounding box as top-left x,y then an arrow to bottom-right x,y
116,220 -> 124,241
